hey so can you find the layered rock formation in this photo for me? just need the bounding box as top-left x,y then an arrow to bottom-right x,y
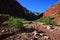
43,1 -> 60,17
43,1 -> 60,25
0,0 -> 42,20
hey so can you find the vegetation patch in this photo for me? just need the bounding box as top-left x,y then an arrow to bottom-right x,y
36,16 -> 56,26
1,14 -> 27,31
57,11 -> 60,16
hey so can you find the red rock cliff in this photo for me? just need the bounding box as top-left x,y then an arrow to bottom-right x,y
43,1 -> 60,17
43,1 -> 60,25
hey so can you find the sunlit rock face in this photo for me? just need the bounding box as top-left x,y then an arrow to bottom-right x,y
43,1 -> 60,25
0,0 -> 42,20
43,1 -> 60,17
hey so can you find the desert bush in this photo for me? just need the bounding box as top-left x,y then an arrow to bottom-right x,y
2,17 -> 23,28
1,14 -> 27,31
0,14 -> 26,21
0,14 -> 11,18
57,11 -> 60,16
37,16 -> 56,26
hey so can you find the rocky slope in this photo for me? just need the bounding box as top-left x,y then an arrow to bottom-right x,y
0,0 -> 60,40
0,22 -> 60,40
0,0 -> 42,20
43,1 -> 60,25
43,1 -> 60,17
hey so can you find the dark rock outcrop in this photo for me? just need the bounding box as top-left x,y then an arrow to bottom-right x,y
0,0 -> 42,20
0,16 -> 8,25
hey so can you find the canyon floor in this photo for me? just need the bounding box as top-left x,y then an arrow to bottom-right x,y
0,22 -> 60,40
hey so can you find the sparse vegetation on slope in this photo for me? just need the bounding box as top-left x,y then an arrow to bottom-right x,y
1,14 -> 26,31
36,16 -> 56,26
57,11 -> 60,16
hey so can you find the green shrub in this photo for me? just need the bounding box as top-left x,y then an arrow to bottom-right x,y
0,14 -> 26,21
1,14 -> 27,31
0,14 -> 11,18
57,11 -> 60,16
37,16 -> 56,26
2,17 -> 24,29
49,20 -> 56,26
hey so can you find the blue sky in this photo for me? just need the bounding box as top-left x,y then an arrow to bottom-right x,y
17,0 -> 58,13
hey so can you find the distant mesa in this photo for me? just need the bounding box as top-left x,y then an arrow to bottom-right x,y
43,1 -> 60,25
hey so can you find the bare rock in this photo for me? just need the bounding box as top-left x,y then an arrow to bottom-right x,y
43,1 -> 60,25
0,26 -> 15,40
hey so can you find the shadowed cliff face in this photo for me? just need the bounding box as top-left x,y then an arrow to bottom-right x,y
0,0 -> 25,17
0,0 -> 43,20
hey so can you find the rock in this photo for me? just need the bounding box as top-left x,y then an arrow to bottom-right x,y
39,33 -> 44,36
5,33 -> 34,40
24,22 -> 60,40
0,0 -> 42,20
0,26 -> 15,40
0,22 -> 60,40
43,1 -> 60,17
46,25 -> 51,30
0,15 -> 8,25
44,36 -> 50,40
43,1 -> 60,25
